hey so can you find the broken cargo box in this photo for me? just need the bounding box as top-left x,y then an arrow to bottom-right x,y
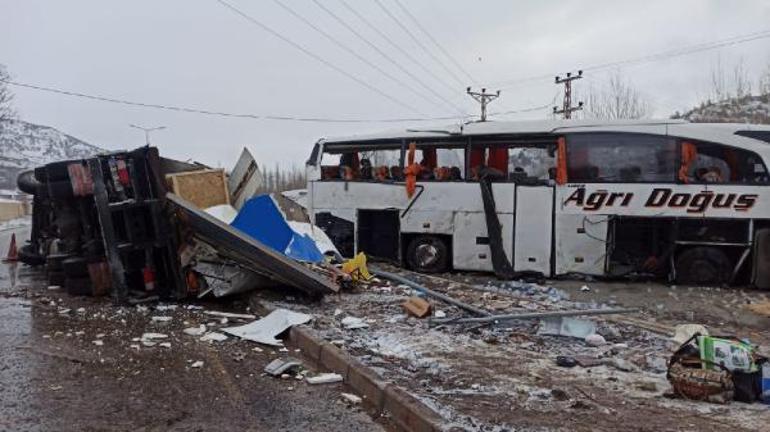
167,193 -> 338,296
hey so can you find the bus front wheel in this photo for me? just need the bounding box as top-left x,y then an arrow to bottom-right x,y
406,235 -> 449,273
675,247 -> 731,286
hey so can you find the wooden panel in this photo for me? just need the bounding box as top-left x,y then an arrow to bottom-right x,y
165,169 -> 229,209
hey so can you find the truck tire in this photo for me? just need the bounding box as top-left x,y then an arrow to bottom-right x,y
65,276 -> 93,296
62,257 -> 89,278
675,247 -> 731,286
46,253 -> 70,272
406,235 -> 449,273
47,180 -> 74,200
48,271 -> 65,287
18,244 -> 45,266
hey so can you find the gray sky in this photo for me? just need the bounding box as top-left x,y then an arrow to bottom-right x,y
1,0 -> 769,168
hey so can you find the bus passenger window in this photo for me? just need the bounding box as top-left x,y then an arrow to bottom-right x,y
508,146 -> 555,183
567,134 -> 677,183
680,140 -> 769,184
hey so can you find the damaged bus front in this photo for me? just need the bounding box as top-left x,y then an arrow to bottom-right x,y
306,119 -> 770,288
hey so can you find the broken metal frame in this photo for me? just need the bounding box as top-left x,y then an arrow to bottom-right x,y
168,193 -> 338,296
431,307 -> 639,325
370,267 -> 490,316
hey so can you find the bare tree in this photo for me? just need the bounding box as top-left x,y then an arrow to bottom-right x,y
0,64 -> 16,123
732,58 -> 752,98
759,62 -> 770,96
583,72 -> 651,120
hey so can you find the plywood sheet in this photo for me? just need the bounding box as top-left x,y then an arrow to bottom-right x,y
166,169 -> 229,209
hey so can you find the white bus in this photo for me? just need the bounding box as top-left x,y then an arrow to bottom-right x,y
306,119 -> 770,287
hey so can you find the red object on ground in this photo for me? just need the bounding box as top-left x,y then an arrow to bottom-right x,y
3,233 -> 18,262
142,267 -> 156,291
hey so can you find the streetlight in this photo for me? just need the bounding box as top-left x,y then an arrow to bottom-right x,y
129,124 -> 166,146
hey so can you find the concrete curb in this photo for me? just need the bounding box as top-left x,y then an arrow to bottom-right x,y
288,325 -> 445,432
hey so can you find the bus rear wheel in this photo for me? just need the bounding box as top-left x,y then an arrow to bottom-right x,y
675,247 -> 731,286
406,235 -> 449,273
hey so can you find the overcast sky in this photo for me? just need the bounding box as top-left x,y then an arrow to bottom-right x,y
1,0 -> 769,168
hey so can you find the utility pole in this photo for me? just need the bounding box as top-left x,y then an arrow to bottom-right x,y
553,70 -> 584,119
129,124 -> 166,146
466,87 -> 500,122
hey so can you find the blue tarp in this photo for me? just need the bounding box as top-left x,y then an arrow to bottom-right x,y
230,195 -> 324,263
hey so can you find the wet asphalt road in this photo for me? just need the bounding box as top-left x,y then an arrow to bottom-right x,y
0,224 -> 388,432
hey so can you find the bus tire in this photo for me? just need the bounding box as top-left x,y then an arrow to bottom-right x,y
675,247 -> 731,286
406,235 -> 449,273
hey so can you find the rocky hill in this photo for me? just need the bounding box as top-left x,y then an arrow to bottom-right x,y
0,120 -> 103,189
673,93 -> 770,124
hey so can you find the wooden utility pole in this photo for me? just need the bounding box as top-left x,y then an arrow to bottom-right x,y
466,87 -> 500,122
553,70 -> 584,119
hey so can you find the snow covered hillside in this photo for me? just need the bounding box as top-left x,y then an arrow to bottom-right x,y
673,93 -> 770,124
0,120 -> 103,189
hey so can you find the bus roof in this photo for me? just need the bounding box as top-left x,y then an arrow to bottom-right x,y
321,119 -> 770,154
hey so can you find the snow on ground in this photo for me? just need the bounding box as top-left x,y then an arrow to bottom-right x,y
0,216 -> 31,231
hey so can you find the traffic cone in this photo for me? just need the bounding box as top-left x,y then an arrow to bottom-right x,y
3,233 -> 18,263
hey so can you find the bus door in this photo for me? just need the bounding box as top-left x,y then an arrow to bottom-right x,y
513,185 -> 554,275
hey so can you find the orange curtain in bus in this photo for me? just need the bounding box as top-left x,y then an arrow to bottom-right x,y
469,147 -> 485,179
556,137 -> 568,185
679,141 -> 697,183
487,147 -> 508,175
404,142 -> 420,198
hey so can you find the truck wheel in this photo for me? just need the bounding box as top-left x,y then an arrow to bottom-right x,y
62,257 -> 89,278
406,236 -> 449,273
18,244 -> 45,266
65,277 -> 93,296
675,247 -> 731,286
48,271 -> 65,286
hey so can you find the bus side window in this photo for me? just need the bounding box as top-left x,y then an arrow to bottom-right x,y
567,133 -> 677,183
681,140 -> 770,185
508,146 -> 555,183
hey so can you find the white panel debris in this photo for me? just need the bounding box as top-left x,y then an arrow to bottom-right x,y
223,308 -> 312,346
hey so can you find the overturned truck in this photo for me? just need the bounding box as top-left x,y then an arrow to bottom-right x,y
17,146 -> 336,303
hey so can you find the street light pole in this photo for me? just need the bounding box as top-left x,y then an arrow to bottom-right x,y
129,124 -> 166,146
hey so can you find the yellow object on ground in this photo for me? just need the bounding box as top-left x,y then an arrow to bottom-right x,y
342,253 -> 372,282
746,301 -> 770,317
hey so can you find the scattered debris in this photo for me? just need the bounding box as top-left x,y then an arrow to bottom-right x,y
435,308 -> 637,325
200,332 -> 228,343
340,393 -> 362,405
306,373 -> 343,385
537,317 -> 597,339
204,310 -> 257,320
183,325 -> 207,336
585,333 -> 607,347
264,358 -> 303,377
556,356 -> 577,368
223,308 -> 312,346
403,297 -> 431,318
671,323 -> 709,345
190,360 -> 204,368
341,316 -> 369,330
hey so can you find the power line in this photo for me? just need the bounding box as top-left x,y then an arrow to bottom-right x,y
310,0 -> 467,116
213,0 -> 422,115
271,0 -> 457,116
338,0 -> 459,96
1,78 -> 555,124
373,0 -> 468,88
391,0 -> 477,85
491,29 -> 770,89
0,78 -> 464,123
